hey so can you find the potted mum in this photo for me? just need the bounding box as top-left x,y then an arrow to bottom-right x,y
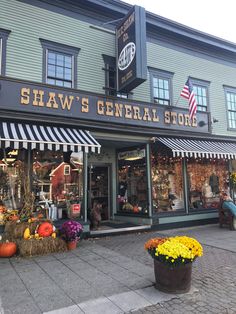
60,220 -> 83,250
145,236 -> 203,293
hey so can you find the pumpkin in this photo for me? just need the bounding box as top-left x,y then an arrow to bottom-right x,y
23,227 -> 31,239
38,222 -> 53,237
0,242 -> 17,258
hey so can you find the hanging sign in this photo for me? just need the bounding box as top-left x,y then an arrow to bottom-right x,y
116,6 -> 147,92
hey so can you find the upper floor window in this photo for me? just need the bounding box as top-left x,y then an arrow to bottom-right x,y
40,39 -> 80,88
225,87 -> 236,129
149,68 -> 174,106
191,78 -> 210,112
47,51 -> 73,87
102,54 -> 128,99
193,85 -> 208,112
0,29 -> 11,76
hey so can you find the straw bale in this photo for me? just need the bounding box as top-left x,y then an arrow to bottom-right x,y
4,220 -> 52,239
17,237 -> 67,257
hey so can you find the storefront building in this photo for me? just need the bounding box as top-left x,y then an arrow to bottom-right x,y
1,0 -> 236,233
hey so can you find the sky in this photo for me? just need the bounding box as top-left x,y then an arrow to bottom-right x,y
124,0 -> 236,44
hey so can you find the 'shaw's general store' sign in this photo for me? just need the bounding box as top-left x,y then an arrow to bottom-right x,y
0,77 -> 210,132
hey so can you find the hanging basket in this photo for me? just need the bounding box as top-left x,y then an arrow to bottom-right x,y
154,259 -> 192,293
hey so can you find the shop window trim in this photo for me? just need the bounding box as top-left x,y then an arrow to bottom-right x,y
149,68 -> 174,106
224,85 -> 236,130
40,38 -> 80,88
102,54 -> 130,99
190,77 -> 210,112
0,29 -> 11,76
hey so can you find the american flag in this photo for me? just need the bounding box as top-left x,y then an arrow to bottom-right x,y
180,78 -> 197,120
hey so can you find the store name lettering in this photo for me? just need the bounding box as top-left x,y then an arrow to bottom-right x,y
20,88 -> 197,127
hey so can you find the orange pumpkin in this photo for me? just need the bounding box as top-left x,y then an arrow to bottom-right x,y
0,242 -> 17,257
38,222 -> 53,237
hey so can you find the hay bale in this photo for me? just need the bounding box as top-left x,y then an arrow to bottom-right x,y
17,237 -> 67,257
4,220 -> 52,239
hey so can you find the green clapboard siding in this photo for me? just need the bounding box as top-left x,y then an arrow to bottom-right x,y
1,0 -> 236,137
0,0 -> 115,94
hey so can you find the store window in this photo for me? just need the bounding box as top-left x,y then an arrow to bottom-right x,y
151,144 -> 184,213
0,149 -> 84,221
117,148 -> 148,215
40,39 -> 80,88
225,87 -> 236,129
149,68 -> 173,105
187,158 -> 229,211
102,54 -> 129,98
191,78 -> 210,112
0,29 -> 11,76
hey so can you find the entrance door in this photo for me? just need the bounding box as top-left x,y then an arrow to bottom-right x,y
88,165 -> 110,220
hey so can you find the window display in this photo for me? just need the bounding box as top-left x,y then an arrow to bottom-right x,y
117,148 -> 148,215
0,148 -> 84,222
151,151 -> 184,213
187,158 -> 229,211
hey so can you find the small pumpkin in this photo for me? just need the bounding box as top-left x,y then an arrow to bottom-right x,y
23,227 -> 31,239
38,222 -> 53,237
0,242 -> 17,258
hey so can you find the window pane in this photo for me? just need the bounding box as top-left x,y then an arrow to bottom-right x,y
63,81 -> 72,88
48,65 -> 55,77
55,80 -> 63,86
56,66 -> 64,79
117,148 -> 148,215
64,68 -> 72,80
64,56 -> 72,68
47,78 -> 55,85
48,52 -> 56,64
187,158 -> 229,212
56,54 -> 64,66
151,146 -> 184,213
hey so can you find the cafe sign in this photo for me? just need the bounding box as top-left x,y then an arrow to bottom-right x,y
0,77 -> 210,133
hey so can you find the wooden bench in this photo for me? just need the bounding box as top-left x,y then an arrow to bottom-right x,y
218,199 -> 236,230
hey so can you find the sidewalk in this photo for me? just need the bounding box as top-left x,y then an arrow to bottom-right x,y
0,224 -> 236,314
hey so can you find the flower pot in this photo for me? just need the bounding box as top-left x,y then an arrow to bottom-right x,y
154,259 -> 192,293
67,241 -> 77,250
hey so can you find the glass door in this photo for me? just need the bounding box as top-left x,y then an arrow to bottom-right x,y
88,165 -> 110,220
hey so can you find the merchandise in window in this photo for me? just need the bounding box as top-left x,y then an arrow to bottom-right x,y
117,148 -> 148,215
187,158 -> 229,211
0,149 -> 84,223
151,145 -> 184,213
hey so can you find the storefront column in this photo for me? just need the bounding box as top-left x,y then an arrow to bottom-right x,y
146,143 -> 152,217
182,158 -> 189,214
83,151 -> 88,222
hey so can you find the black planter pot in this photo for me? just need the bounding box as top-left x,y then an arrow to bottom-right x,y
154,259 -> 192,294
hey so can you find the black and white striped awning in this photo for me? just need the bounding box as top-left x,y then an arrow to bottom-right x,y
0,121 -> 101,153
158,137 -> 236,159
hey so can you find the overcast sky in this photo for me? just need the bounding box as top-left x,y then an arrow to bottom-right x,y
124,0 -> 236,44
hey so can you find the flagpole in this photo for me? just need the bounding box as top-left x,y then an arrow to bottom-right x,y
174,95 -> 181,107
